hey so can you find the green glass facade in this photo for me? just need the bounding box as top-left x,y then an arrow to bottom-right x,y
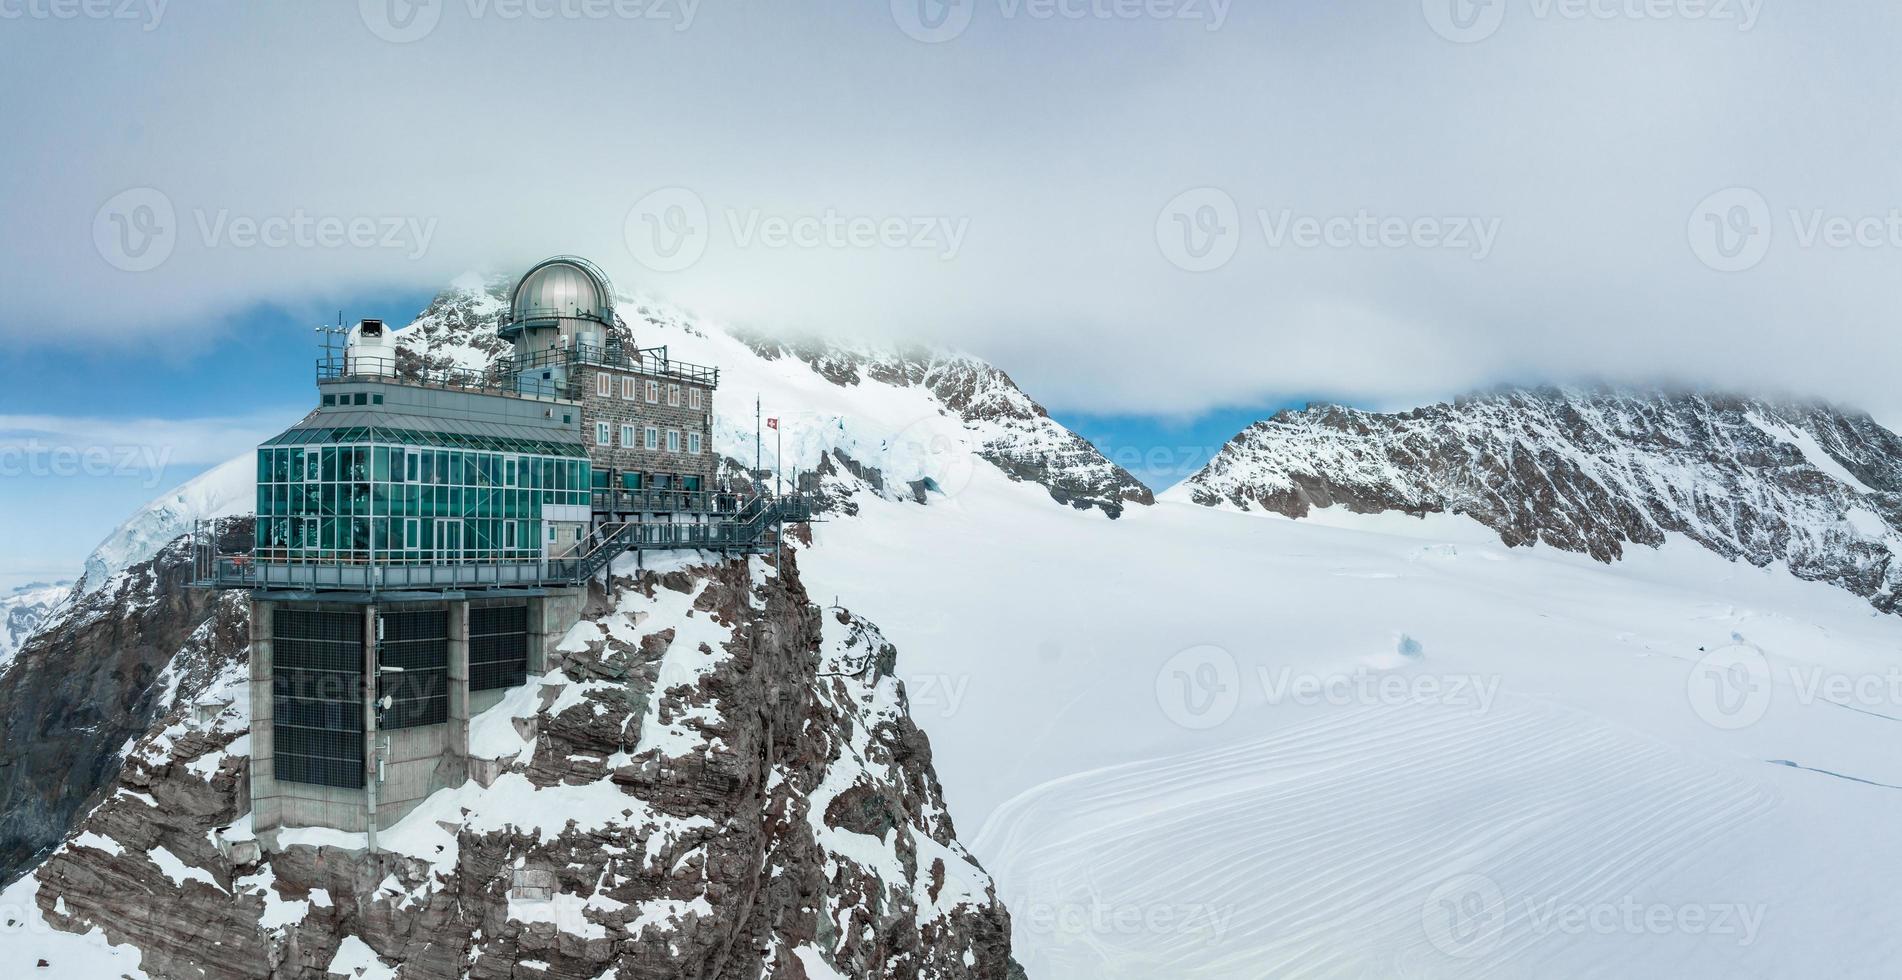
255,428 -> 590,564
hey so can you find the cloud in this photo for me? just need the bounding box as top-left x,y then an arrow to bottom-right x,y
0,413 -> 277,488
5,3 -> 1902,421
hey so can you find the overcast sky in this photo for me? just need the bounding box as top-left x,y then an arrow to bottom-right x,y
3,1 -> 1901,582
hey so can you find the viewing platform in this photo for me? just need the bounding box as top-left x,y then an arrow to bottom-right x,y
191,492 -> 818,599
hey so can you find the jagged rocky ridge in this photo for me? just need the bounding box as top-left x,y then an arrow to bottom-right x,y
1176,387 -> 1902,612
402,276 -> 1151,518
17,544 -> 1022,979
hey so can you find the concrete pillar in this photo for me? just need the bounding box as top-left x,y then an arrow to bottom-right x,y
248,600 -> 280,836
446,600 -> 470,784
363,604 -> 379,843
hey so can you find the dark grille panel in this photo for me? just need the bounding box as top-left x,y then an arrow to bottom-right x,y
470,604 -> 529,691
271,608 -> 364,789
378,610 -> 449,729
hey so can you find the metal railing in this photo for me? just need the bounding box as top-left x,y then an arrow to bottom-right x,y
190,491 -> 819,594
509,343 -> 719,387
316,354 -> 570,401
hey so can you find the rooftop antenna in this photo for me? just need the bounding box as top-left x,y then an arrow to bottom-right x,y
316,312 -> 349,373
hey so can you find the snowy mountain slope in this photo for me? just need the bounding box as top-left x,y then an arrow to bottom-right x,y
68,454 -> 253,598
0,580 -> 67,670
18,551 -> 1023,979
1168,387 -> 1902,613
794,482 -> 1902,979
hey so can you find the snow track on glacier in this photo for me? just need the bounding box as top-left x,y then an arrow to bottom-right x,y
975,696 -> 1776,980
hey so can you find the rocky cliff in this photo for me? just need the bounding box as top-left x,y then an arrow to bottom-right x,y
15,546 -> 1022,979
1173,386 -> 1902,612
0,519 -> 250,887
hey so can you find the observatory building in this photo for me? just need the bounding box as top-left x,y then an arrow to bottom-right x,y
195,256 -> 808,845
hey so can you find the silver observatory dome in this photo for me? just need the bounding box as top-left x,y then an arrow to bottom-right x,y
500,255 -> 616,339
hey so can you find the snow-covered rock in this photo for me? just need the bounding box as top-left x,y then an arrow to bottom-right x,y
0,580 -> 68,671
1170,386 -> 1902,612
71,455 -> 253,598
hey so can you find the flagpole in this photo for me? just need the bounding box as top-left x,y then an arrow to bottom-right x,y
754,395 -> 762,492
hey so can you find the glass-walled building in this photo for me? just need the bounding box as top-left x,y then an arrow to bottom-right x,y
254,381 -> 593,566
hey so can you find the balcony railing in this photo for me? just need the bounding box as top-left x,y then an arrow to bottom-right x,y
190,492 -> 820,594
316,354 -> 569,401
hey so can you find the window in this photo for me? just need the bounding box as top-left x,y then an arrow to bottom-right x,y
666,429 -> 681,453
595,422 -> 611,446
645,380 -> 659,403
688,432 -> 702,455
353,392 -> 368,406
690,388 -> 703,409
644,427 -> 659,450
620,424 -> 637,447
596,373 -> 612,397
621,377 -> 636,400
667,384 -> 681,407
372,394 -> 384,405
322,394 -> 336,406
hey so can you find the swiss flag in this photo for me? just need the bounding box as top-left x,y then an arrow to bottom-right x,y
767,418 -> 779,430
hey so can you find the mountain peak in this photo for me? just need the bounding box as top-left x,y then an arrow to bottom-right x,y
1173,385 -> 1902,611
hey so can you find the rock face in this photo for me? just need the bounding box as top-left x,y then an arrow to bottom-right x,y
734,332 -> 1153,519
0,581 -> 69,671
25,548 -> 1023,979
0,519 -> 250,886
1175,386 -> 1902,612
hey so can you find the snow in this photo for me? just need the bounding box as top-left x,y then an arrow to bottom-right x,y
0,581 -> 69,671
67,832 -> 124,857
326,936 -> 395,979
73,453 -> 253,595
792,945 -> 850,980
0,876 -> 150,978
797,469 -> 1902,979
1748,412 -> 1875,493
145,846 -> 222,893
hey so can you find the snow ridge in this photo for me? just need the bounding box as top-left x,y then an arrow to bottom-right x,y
1171,386 -> 1902,611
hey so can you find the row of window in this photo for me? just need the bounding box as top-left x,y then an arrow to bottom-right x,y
595,373 -> 705,410
594,422 -> 702,455
258,446 -> 588,492
322,392 -> 385,407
